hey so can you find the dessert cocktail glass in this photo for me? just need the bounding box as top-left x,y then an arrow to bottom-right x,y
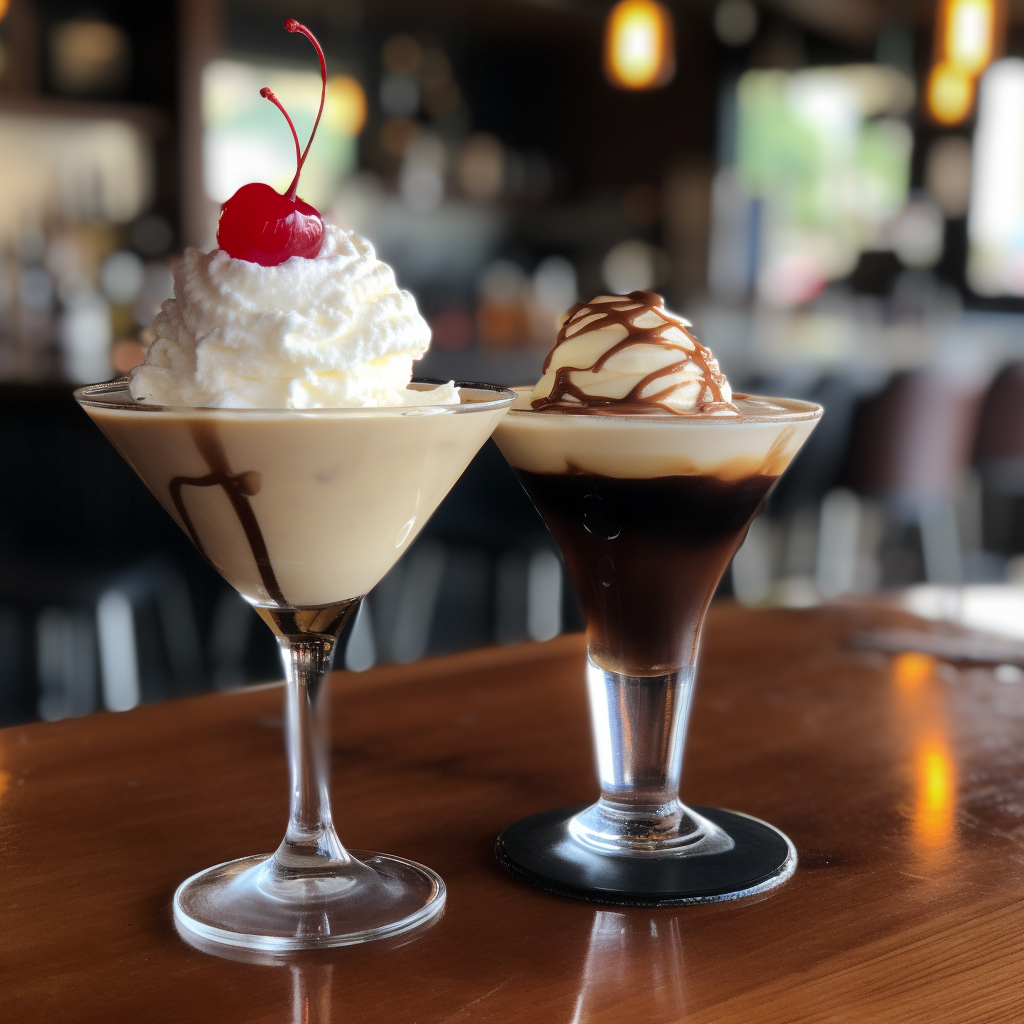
492,391 -> 822,904
75,378 -> 515,950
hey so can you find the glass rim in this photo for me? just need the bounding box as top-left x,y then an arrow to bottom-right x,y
74,377 -> 517,416
502,388 -> 824,425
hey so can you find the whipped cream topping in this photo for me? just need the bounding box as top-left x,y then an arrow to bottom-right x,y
531,291 -> 735,415
129,224 -> 455,409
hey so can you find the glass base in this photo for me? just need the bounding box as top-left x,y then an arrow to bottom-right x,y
173,850 -> 446,951
497,804 -> 796,906
568,798 -> 736,856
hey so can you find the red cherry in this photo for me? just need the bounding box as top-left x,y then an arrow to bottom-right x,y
216,182 -> 324,265
216,19 -> 328,267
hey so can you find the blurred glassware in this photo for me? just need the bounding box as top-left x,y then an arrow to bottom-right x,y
422,76 -> 461,119
888,198 -> 945,269
430,307 -> 474,351
532,256 -> 577,317
130,215 -> 174,258
380,72 -> 420,118
132,261 -> 175,329
459,133 -> 504,202
477,260 -> 529,347
602,239 -> 656,293
399,132 -> 446,213
100,251 -> 145,306
49,18 -> 130,97
527,256 -> 577,346
714,0 -> 758,48
925,135 -> 972,218
59,287 -> 112,384
381,34 -> 422,75
111,339 -> 145,375
379,116 -> 420,158
0,114 -> 152,248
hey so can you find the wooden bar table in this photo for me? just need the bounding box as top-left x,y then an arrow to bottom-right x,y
2,602 -> 1022,1023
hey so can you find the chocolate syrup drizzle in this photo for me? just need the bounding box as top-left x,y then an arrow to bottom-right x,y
533,291 -> 736,416
169,422 -> 286,605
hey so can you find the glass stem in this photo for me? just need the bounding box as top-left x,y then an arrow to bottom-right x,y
274,635 -> 350,871
568,653 -> 736,854
587,657 -> 695,826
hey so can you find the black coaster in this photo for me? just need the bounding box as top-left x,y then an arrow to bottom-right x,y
496,804 -> 796,906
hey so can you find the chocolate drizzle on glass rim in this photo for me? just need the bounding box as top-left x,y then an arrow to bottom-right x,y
533,291 -> 737,417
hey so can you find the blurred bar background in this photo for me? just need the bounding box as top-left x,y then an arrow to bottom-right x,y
4,0 -> 1024,724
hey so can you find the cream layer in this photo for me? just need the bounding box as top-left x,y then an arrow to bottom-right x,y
493,389 -> 822,480
87,393 -> 508,607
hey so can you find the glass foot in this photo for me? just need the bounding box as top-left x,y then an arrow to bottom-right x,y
568,799 -> 736,856
497,804 -> 796,906
173,850 -> 446,951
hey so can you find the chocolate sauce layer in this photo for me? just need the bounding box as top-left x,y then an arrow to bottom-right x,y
82,388 -> 512,608
169,422 -> 286,605
517,468 -> 776,675
533,291 -> 735,416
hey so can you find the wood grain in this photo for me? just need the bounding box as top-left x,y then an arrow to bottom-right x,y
1,602 -> 1022,1023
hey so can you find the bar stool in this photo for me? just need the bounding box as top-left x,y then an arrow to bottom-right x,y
0,556 -> 204,724
842,365 -> 987,585
973,360 -> 1024,554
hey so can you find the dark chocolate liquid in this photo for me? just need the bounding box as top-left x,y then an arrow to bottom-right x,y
516,468 -> 777,675
169,422 -> 286,605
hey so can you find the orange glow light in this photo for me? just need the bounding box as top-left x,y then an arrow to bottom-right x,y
891,651 -> 936,692
325,75 -> 367,136
914,737 -> 956,853
604,0 -> 675,91
0,0 -> 8,24
927,0 -> 1005,125
945,0 -> 997,75
927,62 -> 976,125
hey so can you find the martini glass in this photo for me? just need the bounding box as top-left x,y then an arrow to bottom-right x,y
76,378 -> 514,950
492,391 -> 822,904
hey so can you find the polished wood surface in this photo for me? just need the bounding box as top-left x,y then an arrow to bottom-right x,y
2,601 -> 1022,1023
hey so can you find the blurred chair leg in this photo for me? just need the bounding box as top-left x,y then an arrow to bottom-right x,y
96,590 -> 141,713
209,589 -> 254,691
816,489 -> 863,598
343,601 -> 377,673
731,516 -> 779,605
494,550 -> 529,646
36,608 -> 66,722
0,606 -> 30,726
920,500 -> 963,585
390,541 -> 447,664
155,570 -> 205,696
37,607 -> 98,721
527,548 -> 562,642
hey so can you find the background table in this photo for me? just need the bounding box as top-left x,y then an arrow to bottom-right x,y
2,602 -> 1023,1023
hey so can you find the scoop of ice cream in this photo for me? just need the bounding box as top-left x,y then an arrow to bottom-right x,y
129,224 -> 455,409
531,291 -> 735,415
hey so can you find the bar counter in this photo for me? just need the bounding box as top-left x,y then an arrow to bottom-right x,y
2,601 -> 1022,1022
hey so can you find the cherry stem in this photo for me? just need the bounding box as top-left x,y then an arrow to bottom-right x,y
260,88 -> 303,188
283,19 -> 327,201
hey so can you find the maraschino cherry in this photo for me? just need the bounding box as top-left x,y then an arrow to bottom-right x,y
216,19 -> 327,266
